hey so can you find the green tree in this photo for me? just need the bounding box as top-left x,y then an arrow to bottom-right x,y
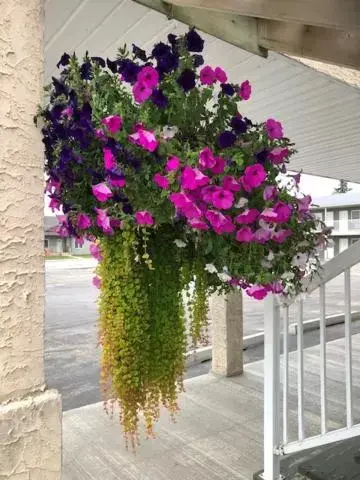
333,179 -> 352,194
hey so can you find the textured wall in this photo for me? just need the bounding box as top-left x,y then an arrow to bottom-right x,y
0,390 -> 62,479
0,0 -> 45,402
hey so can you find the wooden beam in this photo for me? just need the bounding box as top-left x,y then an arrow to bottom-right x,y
258,20 -> 360,70
133,0 -> 267,57
165,0 -> 360,31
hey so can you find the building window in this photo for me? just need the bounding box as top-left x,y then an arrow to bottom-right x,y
313,212 -> 324,221
349,210 -> 360,229
351,238 -> 360,245
44,239 -> 49,248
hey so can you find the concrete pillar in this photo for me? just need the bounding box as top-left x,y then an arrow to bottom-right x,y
210,291 -> 243,376
0,1 -> 62,478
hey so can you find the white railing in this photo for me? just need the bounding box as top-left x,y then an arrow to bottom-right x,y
262,239 -> 360,480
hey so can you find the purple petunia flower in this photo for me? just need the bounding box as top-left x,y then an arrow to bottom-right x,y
56,52 -> 70,69
91,57 -> 105,68
132,44 -> 147,62
80,61 -> 92,80
118,59 -> 140,84
221,83 -> 235,96
185,29 -> 204,52
106,58 -> 119,73
230,116 -> 247,134
177,69 -> 196,92
255,149 -> 269,164
192,55 -> 204,68
152,42 -> 172,59
218,131 -> 236,148
151,89 -> 168,109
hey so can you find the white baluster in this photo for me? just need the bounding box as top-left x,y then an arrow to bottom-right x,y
283,307 -> 289,445
319,284 -> 328,435
344,268 -> 353,427
297,300 -> 304,441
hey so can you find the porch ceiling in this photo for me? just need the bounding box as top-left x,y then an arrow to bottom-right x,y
45,0 -> 360,182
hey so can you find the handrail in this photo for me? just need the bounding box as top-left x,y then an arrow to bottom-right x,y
286,239 -> 360,306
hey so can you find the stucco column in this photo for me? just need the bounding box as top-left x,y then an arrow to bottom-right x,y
0,1 -> 62,478
210,291 -> 243,376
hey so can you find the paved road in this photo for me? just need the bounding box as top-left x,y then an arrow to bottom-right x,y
45,261 -> 360,411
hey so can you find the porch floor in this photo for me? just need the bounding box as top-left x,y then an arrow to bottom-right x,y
62,334 -> 360,480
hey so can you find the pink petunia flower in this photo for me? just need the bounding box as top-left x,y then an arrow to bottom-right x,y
265,118 -> 283,140
166,156 -> 181,172
135,210 -> 154,226
212,189 -> 234,210
101,115 -> 123,134
75,237 -> 84,247
273,201 -> 292,223
95,129 -> 106,141
49,197 -> 61,212
103,147 -> 116,170
95,208 -> 113,234
132,82 -> 152,103
243,164 -> 267,189
181,166 -> 210,190
205,210 -> 234,234
239,80 -> 252,101
137,66 -> 159,88
236,227 -> 254,243
200,66 -> 216,85
268,147 -> 289,165
199,147 -> 216,169
153,173 -> 169,190
254,228 -> 272,244
246,285 -> 268,300
272,229 -> 292,244
211,156 -> 226,174
129,128 -> 158,152
222,175 -> 241,192
89,243 -> 102,261
214,67 -> 227,83
259,208 -> 278,223
270,281 -> 284,294
235,208 -> 260,225
263,185 -> 278,201
108,173 -> 126,188
77,213 -> 92,229
62,106 -> 73,118
92,183 -> 113,202
188,218 -> 209,231
92,276 -> 101,289
297,195 -> 312,213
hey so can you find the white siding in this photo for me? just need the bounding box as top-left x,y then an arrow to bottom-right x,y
340,238 -> 349,253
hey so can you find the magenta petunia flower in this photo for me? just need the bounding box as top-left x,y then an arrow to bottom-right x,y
129,128 -> 158,152
95,208 -> 113,234
263,185 -> 278,201
135,210 -> 154,226
137,66 -> 159,88
259,208 -> 278,223
211,156 -> 226,174
132,81 -> 152,103
246,285 -> 268,300
89,242 -> 102,261
236,227 -> 254,243
95,128 -> 106,141
265,118 -> 283,140
235,208 -> 260,225
239,80 -> 251,101
212,189 -> 234,210
270,281 -> 284,294
254,228 -> 272,244
188,218 -> 209,231
77,213 -> 92,229
153,173 -> 170,190
182,202 -> 203,219
272,229 -> 292,244
92,183 -> 113,202
214,66 -> 227,83
199,147 -> 216,169
205,210 -> 234,234
181,166 -> 210,190
166,156 -> 181,172
169,192 -> 190,209
103,147 -> 116,170
273,201 -> 292,223
101,115 -> 123,134
222,175 -> 241,192
92,276 -> 101,289
75,237 -> 84,247
61,106 -> 73,118
268,147 -> 289,165
49,197 -> 61,212
243,164 -> 267,189
199,65 -> 216,85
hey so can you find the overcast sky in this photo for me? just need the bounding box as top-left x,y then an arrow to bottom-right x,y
44,174 -> 360,216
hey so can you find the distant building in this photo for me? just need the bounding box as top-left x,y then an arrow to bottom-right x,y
44,216 -> 90,255
312,193 -> 360,259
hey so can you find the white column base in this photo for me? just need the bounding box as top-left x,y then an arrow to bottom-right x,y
0,389 -> 62,480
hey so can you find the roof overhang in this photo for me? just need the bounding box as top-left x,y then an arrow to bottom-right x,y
134,0 -> 360,70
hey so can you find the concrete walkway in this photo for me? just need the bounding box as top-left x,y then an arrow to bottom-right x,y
45,257 -> 97,270
62,334 -> 360,479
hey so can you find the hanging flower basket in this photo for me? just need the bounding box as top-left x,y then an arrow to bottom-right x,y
37,29 -> 329,444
